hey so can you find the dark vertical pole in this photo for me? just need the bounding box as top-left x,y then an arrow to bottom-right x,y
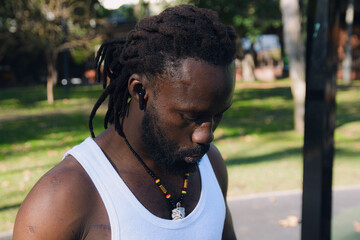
62,49 -> 70,95
61,4 -> 69,96
343,0 -> 354,84
301,0 -> 340,239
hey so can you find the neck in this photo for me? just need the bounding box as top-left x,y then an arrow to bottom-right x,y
121,101 -> 158,169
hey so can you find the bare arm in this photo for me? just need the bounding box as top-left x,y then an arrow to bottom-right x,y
13,157 -> 95,240
207,144 -> 237,240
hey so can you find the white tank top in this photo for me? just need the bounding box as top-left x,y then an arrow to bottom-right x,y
64,137 -> 226,240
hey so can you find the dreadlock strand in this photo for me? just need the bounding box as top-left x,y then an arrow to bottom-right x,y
103,78 -> 120,129
113,103 -> 123,136
120,89 -> 130,117
88,84 -> 113,137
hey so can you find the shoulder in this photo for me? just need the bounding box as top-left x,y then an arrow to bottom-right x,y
13,155 -> 98,239
206,144 -> 228,197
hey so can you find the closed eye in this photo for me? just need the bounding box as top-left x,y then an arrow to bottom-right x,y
180,105 -> 231,125
182,114 -> 201,123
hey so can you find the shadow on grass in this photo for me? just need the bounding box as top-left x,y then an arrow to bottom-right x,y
335,147 -> 360,157
335,85 -> 360,128
0,203 -> 21,211
232,86 -> 293,102
0,112 -> 104,147
225,147 -> 302,166
223,142 -> 360,168
217,105 -> 293,140
0,85 -> 103,108
1,140 -> 79,162
336,106 -> 360,128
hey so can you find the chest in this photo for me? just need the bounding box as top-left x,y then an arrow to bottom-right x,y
82,178 -> 226,240
82,169 -> 202,240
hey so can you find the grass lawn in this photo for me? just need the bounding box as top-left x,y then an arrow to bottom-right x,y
0,80 -> 359,231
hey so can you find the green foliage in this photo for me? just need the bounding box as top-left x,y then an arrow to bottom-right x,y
70,40 -> 101,65
117,4 -> 136,21
0,0 -> 112,105
190,0 -> 282,38
0,0 -> 107,85
93,1 -> 111,18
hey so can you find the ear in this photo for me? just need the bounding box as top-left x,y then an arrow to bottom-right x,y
128,73 -> 148,104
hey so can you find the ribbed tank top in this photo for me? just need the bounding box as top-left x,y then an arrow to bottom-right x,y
64,137 -> 226,240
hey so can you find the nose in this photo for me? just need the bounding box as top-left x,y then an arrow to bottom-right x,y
192,121 -> 214,144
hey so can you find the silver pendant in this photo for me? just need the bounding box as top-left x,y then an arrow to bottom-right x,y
172,202 -> 185,220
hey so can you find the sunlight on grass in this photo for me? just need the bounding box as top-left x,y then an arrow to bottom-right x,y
215,130 -> 304,196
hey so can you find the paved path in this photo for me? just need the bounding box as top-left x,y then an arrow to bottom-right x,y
0,231 -> 11,240
2,186 -> 360,240
228,185 -> 360,240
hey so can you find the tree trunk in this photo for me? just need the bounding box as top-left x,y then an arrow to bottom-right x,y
45,50 -> 57,104
241,53 -> 256,82
134,0 -> 150,21
280,0 -> 306,133
342,0 -> 354,85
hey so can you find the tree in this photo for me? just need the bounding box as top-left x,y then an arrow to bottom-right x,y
280,0 -> 306,133
241,44 -> 256,82
342,0 -> 354,85
189,0 -> 281,37
0,0 -> 105,104
134,0 -> 150,21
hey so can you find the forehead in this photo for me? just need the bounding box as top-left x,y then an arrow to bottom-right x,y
154,58 -> 235,112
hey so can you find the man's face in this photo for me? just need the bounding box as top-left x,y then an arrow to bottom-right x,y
141,58 -> 235,175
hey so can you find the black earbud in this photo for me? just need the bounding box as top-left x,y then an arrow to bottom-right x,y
138,89 -> 146,110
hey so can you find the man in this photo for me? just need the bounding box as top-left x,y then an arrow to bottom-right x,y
13,5 -> 238,240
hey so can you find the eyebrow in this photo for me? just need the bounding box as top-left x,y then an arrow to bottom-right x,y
179,103 -> 232,116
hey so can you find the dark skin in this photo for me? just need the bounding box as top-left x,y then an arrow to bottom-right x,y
13,58 -> 237,240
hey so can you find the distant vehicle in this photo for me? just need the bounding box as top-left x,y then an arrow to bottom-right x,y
60,77 -> 83,86
241,34 -> 281,53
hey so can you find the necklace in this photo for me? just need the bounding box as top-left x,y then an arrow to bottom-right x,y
124,137 -> 190,220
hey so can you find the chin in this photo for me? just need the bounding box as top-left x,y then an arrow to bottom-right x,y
184,155 -> 203,164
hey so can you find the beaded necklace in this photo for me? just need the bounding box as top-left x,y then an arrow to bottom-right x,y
124,137 -> 190,220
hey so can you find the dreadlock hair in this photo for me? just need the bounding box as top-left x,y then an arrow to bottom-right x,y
89,4 -> 237,138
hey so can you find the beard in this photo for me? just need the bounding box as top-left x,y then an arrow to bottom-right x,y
141,104 -> 210,175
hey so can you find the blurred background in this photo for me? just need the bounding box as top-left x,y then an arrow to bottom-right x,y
0,0 -> 359,239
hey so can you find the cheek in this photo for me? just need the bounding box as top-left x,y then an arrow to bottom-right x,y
160,116 -> 195,142
167,123 -> 194,142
